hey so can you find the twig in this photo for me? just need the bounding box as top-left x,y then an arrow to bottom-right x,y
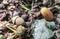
0,18 -> 17,33
20,4 -> 30,11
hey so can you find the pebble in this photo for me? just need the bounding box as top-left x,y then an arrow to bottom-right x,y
55,5 -> 60,10
54,29 -> 60,39
43,0 -> 49,5
21,14 -> 27,20
0,31 -> 2,33
57,14 -> 60,18
56,18 -> 60,24
55,0 -> 60,4
0,4 -> 4,8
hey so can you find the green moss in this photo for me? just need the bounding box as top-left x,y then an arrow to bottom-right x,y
0,35 -> 4,39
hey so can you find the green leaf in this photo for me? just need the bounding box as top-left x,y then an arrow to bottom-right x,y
20,4 -> 30,11
24,4 -> 31,10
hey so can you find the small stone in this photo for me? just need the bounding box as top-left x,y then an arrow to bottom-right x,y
43,0 -> 49,5
56,18 -> 60,24
55,29 -> 60,39
56,25 -> 60,29
0,31 -> 2,33
55,5 -> 60,10
57,14 -> 60,18
0,4 -> 4,8
2,0 -> 8,5
55,0 -> 60,4
21,14 -> 27,20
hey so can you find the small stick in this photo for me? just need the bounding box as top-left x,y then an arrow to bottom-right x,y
9,34 -> 17,39
0,21 -> 17,33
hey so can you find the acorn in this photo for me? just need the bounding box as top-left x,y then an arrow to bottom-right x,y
12,16 -> 24,25
40,7 -> 54,21
16,25 -> 25,35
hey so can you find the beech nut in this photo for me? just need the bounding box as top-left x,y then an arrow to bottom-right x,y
40,7 -> 54,21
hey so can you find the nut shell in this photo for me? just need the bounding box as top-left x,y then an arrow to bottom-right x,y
16,25 -> 25,35
12,16 -> 24,25
16,17 -> 24,25
40,7 -> 54,21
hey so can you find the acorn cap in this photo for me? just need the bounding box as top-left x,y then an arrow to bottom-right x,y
12,16 -> 24,25
16,25 -> 25,35
40,7 -> 54,21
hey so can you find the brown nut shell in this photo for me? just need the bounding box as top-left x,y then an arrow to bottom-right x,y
12,16 -> 24,25
40,7 -> 54,21
16,17 -> 24,25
